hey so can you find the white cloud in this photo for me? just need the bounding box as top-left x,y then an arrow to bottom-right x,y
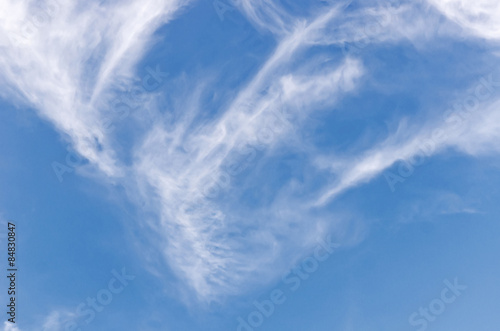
398,191 -> 479,224
315,82 -> 500,206
40,311 -> 70,331
0,0 -> 368,303
130,4 -> 366,301
7,0 -> 497,305
235,0 -> 293,35
0,0 -> 191,177
1,310 -> 76,331
2,322 -> 20,331
427,0 -> 500,40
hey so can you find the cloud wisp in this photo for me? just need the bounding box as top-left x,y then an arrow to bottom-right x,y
2,0 -> 500,309
130,2 -> 366,302
0,0 -> 191,177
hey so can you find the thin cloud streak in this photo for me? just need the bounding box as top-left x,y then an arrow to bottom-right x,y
130,3 -> 365,301
427,0 -> 500,40
0,0 -> 191,177
6,0 -> 499,306
314,92 -> 500,206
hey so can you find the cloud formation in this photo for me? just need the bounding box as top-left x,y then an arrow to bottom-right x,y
0,0 -> 190,176
427,0 -> 500,40
2,0 -> 500,309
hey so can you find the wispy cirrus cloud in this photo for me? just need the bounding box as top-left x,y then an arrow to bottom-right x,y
3,0 -> 499,308
0,0 -> 367,304
2,310 -> 78,331
0,0 -> 191,177
130,3 -> 366,301
427,0 -> 500,40
2,322 -> 20,331
314,73 -> 500,206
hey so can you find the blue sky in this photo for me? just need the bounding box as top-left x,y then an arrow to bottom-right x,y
1,0 -> 500,330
